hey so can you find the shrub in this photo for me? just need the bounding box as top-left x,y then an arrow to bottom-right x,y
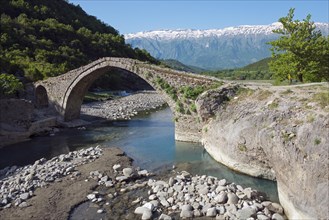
0,73 -> 24,96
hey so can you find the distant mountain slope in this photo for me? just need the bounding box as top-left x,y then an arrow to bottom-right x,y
125,23 -> 329,70
0,0 -> 157,82
201,57 -> 274,80
240,57 -> 272,72
161,59 -> 206,73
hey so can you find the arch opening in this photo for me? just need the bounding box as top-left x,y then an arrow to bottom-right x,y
35,85 -> 49,109
63,66 -> 171,121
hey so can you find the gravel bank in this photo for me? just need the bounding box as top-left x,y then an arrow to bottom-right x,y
0,147 -> 285,220
81,91 -> 166,120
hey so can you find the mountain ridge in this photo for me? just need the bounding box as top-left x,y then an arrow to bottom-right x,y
125,22 -> 329,70
125,22 -> 328,40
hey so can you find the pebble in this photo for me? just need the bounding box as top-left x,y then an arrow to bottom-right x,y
123,168 -> 133,177
206,207 -> 217,217
180,210 -> 194,218
97,209 -> 104,214
227,192 -> 239,204
112,164 -> 121,171
141,209 -> 152,220
20,193 -> 29,201
268,202 -> 284,214
237,206 -> 257,219
272,213 -> 285,220
18,202 -> 28,208
87,194 -> 96,200
135,206 -> 149,215
214,191 -> 228,203
142,202 -> 154,211
159,213 -> 172,220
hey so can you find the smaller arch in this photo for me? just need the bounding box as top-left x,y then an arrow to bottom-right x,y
35,85 -> 49,109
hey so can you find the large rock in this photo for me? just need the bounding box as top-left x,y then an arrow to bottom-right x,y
195,85 -> 238,122
206,207 -> 217,217
122,167 -> 133,177
201,85 -> 329,219
180,210 -> 193,218
141,209 -> 152,220
134,207 -> 149,215
227,192 -> 239,204
214,191 -> 228,204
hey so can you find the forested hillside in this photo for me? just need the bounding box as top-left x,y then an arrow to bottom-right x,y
0,0 -> 157,84
201,57 -> 273,80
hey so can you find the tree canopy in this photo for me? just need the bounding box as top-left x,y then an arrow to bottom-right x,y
268,8 -> 329,83
0,0 -> 158,85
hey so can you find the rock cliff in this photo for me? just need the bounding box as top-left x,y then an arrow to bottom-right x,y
197,83 -> 329,219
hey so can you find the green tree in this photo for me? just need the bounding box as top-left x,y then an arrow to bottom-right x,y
268,8 -> 329,83
0,73 -> 24,96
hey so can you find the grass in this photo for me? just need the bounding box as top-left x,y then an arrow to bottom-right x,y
312,92 -> 329,108
179,85 -> 206,100
280,89 -> 293,95
314,138 -> 321,145
257,90 -> 273,101
175,101 -> 185,114
144,72 -> 152,80
234,87 -> 255,101
293,119 -> 304,125
155,77 -> 178,101
268,100 -> 279,109
306,114 -> 315,123
238,143 -> 247,152
190,103 -> 197,112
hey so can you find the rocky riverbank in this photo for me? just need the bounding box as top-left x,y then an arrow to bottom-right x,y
0,146 -> 285,220
0,146 -> 103,209
81,91 -> 166,121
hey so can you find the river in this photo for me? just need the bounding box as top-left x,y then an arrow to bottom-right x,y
0,106 -> 279,202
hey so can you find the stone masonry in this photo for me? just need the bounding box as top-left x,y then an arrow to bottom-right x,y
35,57 -> 218,142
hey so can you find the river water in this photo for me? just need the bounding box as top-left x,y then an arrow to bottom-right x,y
0,107 -> 279,202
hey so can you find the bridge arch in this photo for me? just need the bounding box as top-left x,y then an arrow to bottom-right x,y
36,57 -> 216,142
63,65 -> 164,121
35,85 -> 49,108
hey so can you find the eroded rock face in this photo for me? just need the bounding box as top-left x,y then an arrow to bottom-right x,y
200,84 -> 329,219
196,85 -> 239,122
260,115 -> 329,219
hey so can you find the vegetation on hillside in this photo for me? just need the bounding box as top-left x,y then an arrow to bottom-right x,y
0,0 -> 158,95
0,73 -> 23,96
201,57 -> 273,80
268,8 -> 329,83
160,59 -> 206,73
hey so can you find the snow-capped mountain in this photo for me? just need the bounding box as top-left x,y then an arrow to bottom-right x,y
125,23 -> 328,70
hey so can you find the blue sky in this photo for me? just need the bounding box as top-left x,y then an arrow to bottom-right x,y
70,0 -> 329,34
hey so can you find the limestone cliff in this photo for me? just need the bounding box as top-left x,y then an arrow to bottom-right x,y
197,83 -> 329,219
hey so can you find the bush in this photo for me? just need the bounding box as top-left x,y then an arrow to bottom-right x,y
0,73 -> 24,96
180,85 -> 205,100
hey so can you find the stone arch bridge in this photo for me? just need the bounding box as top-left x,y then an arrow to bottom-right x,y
35,57 -> 218,141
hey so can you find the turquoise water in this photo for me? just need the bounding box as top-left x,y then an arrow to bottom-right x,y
0,107 -> 278,202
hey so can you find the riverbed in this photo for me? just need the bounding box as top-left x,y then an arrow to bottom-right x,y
0,105 -> 278,203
